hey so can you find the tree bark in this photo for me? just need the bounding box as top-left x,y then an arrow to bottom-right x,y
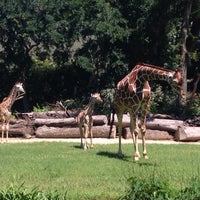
111,114 -> 184,132
35,125 -> 116,138
15,111 -> 69,119
180,0 -> 193,110
123,127 -> 174,140
1,119 -> 34,138
175,126 -> 200,141
34,115 -> 108,127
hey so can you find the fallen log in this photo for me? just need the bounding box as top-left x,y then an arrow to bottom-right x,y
147,113 -> 175,119
35,125 -> 116,138
15,111 -> 69,119
145,118 -> 183,132
175,126 -> 200,141
123,127 -> 174,140
35,118 -> 77,127
111,114 -> 183,132
34,115 -> 108,127
0,120 -> 34,138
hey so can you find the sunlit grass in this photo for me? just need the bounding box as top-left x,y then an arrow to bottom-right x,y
0,142 -> 199,199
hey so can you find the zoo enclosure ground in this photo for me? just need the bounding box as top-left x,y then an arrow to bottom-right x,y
6,137 -> 200,145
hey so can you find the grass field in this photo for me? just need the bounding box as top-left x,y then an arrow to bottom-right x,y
0,141 -> 199,199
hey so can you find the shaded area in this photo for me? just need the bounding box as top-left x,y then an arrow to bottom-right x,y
97,151 -> 130,162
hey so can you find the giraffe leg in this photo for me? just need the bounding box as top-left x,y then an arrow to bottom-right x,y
6,123 -> 9,143
88,117 -> 94,148
140,114 -> 148,159
90,129 -> 94,149
140,97 -> 151,159
83,124 -> 89,150
141,127 -> 148,159
117,113 -> 123,158
79,125 -> 84,148
1,123 -> 5,143
132,114 -> 141,161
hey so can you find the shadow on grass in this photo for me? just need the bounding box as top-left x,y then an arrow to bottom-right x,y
136,161 -> 157,167
97,151 -> 130,162
97,151 -> 158,166
73,145 -> 82,149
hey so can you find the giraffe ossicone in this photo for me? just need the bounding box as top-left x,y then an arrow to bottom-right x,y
0,82 -> 25,143
114,63 -> 184,161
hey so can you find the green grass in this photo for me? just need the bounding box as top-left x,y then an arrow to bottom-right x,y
0,142 -> 199,199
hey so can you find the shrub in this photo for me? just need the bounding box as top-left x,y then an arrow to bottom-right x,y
175,177 -> 200,200
120,177 -> 173,200
0,185 -> 67,200
120,176 -> 200,200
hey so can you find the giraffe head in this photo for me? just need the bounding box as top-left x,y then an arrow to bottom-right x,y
169,69 -> 185,99
15,82 -> 25,100
91,93 -> 103,103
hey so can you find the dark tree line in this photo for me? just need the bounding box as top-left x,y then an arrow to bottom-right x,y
0,0 -> 199,116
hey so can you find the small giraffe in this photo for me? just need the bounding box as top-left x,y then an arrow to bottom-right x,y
114,63 -> 184,161
0,82 -> 25,143
77,93 -> 103,150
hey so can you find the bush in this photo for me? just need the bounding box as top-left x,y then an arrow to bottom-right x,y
175,177 -> 200,200
0,185 -> 67,200
150,84 -> 181,116
120,177 -> 173,200
120,176 -> 200,200
186,94 -> 200,117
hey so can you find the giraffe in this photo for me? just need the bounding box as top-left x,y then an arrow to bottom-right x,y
114,63 -> 184,161
77,93 -> 103,150
0,82 -> 25,143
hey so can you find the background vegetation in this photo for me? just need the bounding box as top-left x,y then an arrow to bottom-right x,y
0,0 -> 199,116
0,142 -> 199,199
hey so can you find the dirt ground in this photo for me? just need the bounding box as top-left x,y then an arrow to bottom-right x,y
5,137 -> 200,145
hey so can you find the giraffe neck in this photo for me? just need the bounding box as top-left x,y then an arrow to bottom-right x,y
84,98 -> 96,116
138,65 -> 174,83
3,86 -> 18,111
118,63 -> 176,92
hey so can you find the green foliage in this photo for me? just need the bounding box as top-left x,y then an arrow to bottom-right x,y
100,88 -> 115,115
120,176 -> 173,200
77,56 -> 93,72
0,0 -> 199,116
187,94 -> 200,117
175,177 -> 200,200
0,185 -> 67,200
0,142 -> 199,199
120,176 -> 200,200
33,104 -> 49,112
149,84 -> 181,116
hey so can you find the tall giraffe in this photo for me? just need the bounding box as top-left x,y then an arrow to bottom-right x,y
77,93 -> 103,150
0,82 -> 25,143
114,63 -> 184,161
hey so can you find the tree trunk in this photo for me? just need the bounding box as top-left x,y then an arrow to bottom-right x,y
111,114 -> 184,132
35,125 -> 116,138
180,0 -> 193,113
34,115 -> 108,127
123,127 -> 174,140
175,126 -> 200,141
1,119 -> 34,138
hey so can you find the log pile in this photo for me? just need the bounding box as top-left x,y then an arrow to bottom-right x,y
0,112 -> 199,142
175,126 -> 200,141
10,112 -> 116,139
111,114 -> 200,142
